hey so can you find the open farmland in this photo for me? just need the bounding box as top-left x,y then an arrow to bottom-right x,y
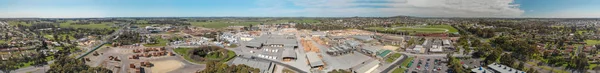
190,21 -> 261,28
366,25 -> 458,34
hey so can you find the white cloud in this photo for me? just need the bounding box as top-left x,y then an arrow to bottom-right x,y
255,0 -> 525,17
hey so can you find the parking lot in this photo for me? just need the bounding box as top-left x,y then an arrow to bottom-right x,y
406,56 -> 449,73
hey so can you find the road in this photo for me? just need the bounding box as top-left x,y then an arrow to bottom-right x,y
77,24 -> 128,59
237,56 -> 308,73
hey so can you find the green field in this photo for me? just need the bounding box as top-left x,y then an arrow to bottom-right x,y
366,25 -> 458,34
590,63 -> 598,70
585,40 -> 600,45
391,56 -> 414,73
385,53 -> 403,63
58,21 -> 116,29
143,37 -> 169,47
7,21 -> 32,26
391,68 -> 405,73
174,48 -> 198,63
401,57 -> 415,67
173,48 -> 237,64
190,22 -> 261,28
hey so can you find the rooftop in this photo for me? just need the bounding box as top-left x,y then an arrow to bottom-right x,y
306,52 -> 324,67
351,59 -> 381,73
487,63 -> 525,73
230,57 -> 275,73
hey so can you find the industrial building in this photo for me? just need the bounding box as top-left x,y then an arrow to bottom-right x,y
326,40 -> 361,56
281,48 -> 297,61
306,52 -> 324,68
246,34 -> 298,49
230,58 -> 277,73
350,59 -> 381,73
486,63 -> 525,73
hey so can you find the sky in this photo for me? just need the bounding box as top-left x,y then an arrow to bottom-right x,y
0,0 -> 599,18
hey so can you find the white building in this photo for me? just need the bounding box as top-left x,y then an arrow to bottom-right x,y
429,45 -> 443,53
487,63 -> 525,73
413,45 -> 425,54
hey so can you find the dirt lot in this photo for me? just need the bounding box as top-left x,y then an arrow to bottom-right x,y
151,60 -> 184,73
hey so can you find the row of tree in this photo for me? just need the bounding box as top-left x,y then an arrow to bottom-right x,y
198,61 -> 260,73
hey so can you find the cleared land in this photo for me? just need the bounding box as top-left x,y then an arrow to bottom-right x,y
151,60 -> 184,73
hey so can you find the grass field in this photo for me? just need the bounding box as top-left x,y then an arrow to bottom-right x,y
391,56 -> 415,73
590,63 -> 598,70
143,37 -> 169,47
174,48 -> 199,64
190,21 -> 261,28
585,40 -> 600,45
391,68 -> 405,73
58,21 -> 116,29
7,21 -> 32,26
173,48 -> 236,64
401,57 -> 415,67
385,53 -> 403,63
540,66 -> 569,73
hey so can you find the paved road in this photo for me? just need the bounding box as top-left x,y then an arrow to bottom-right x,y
398,52 -> 470,57
77,24 -> 128,59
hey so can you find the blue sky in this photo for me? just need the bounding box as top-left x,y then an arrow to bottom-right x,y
0,0 -> 599,18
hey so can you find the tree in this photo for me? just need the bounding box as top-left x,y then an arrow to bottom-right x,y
500,53 -> 515,67
0,60 -> 19,73
517,62 -> 525,70
484,51 -> 500,65
47,56 -> 112,73
527,67 -> 536,73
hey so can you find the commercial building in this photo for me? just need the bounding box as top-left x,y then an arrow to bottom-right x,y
471,66 -> 494,73
487,63 -> 525,73
429,45 -> 444,53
